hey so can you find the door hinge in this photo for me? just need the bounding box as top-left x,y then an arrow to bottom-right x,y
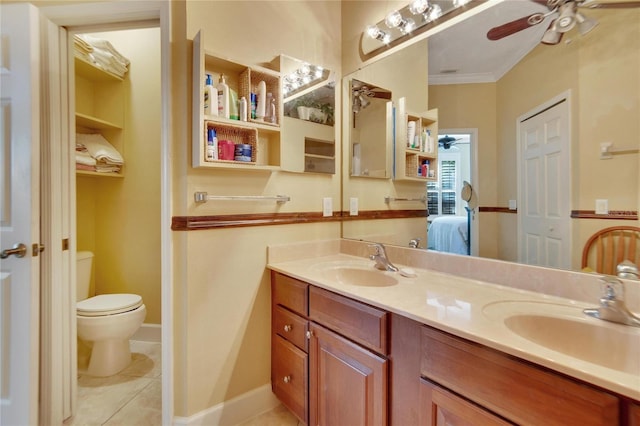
62,238 -> 69,251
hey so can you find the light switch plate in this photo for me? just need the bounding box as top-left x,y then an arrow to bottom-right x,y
595,199 -> 608,215
323,197 -> 333,217
350,197 -> 358,216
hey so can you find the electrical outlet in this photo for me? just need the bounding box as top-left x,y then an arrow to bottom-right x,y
323,197 -> 333,217
595,199 -> 608,215
508,199 -> 517,210
350,197 -> 358,216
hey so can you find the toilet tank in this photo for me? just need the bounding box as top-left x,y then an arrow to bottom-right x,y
76,251 -> 94,302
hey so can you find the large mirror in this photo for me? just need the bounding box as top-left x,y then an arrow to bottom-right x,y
342,1 -> 640,272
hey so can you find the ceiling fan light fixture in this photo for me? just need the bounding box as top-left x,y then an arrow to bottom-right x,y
541,21 -> 563,44
576,12 -> 598,35
555,2 -> 577,32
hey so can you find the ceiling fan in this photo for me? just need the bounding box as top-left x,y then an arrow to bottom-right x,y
487,0 -> 640,45
438,135 -> 463,149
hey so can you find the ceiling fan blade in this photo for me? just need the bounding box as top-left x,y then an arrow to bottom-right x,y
487,14 -> 545,41
581,1 -> 640,8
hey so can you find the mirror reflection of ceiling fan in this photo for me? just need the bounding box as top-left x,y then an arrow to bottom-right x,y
487,0 -> 640,45
438,135 -> 463,149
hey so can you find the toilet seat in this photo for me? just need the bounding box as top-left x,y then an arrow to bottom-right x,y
77,294 -> 143,317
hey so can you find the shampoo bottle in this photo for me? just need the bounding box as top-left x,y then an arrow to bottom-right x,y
256,80 -> 266,121
217,74 -> 230,119
204,74 -> 218,116
206,128 -> 218,161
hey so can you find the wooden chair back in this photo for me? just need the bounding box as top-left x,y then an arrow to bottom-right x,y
581,226 -> 640,275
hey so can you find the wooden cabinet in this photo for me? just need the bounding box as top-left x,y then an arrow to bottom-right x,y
628,401 -> 640,426
309,322 -> 388,426
419,325 -> 620,426
419,378 -> 514,426
74,56 -> 125,177
192,30 -> 281,170
271,272 -> 388,426
395,97 -> 438,181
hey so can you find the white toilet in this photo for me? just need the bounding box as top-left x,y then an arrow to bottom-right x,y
76,251 -> 146,377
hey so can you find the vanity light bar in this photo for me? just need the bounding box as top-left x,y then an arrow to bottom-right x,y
362,0 -> 478,55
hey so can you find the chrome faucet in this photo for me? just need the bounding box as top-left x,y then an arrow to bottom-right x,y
583,276 -> 640,327
409,238 -> 421,249
368,243 -> 399,272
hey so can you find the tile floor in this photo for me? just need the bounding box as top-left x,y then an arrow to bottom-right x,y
64,340 -> 300,426
64,340 -> 162,426
237,404 -> 301,426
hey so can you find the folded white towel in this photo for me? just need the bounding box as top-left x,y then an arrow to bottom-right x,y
91,48 -> 128,77
73,35 -> 94,54
76,133 -> 124,165
77,34 -> 130,67
75,151 -> 97,166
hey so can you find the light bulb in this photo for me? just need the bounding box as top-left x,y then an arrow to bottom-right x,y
427,4 -> 442,21
409,0 -> 429,15
385,10 -> 404,28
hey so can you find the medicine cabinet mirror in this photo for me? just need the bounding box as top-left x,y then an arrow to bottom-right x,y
280,55 -> 336,174
349,79 -> 393,179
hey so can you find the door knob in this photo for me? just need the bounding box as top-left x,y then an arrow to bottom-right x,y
1,243 -> 27,259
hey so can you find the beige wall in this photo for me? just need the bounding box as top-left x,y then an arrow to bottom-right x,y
76,27 -> 162,324
175,1 -> 342,416
427,8 -> 640,268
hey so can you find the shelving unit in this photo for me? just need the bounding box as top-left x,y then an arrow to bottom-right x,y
304,138 -> 335,174
395,97 -> 438,182
192,30 -> 282,170
74,56 -> 126,177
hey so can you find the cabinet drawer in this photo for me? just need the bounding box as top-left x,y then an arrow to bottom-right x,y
309,286 -> 388,355
272,272 -> 308,316
274,305 -> 308,352
420,326 -> 619,426
272,335 -> 308,424
419,378 -> 514,425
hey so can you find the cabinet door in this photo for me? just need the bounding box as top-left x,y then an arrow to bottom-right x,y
419,379 -> 514,426
309,323 -> 387,426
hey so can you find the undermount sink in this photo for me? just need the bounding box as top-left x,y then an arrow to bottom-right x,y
483,301 -> 640,375
313,261 -> 399,287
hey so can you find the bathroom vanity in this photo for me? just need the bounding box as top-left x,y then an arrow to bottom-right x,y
268,241 -> 640,426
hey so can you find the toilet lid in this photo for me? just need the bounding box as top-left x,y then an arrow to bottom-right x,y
77,294 -> 143,317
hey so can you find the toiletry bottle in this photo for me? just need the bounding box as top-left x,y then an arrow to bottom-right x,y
250,92 -> 257,119
265,92 -> 276,123
206,128 -> 218,161
217,74 -> 230,119
239,96 -> 248,121
421,129 -> 428,152
204,74 -> 218,116
256,80 -> 266,121
229,89 -> 239,120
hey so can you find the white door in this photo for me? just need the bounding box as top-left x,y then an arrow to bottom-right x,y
518,98 -> 571,269
0,3 -> 41,425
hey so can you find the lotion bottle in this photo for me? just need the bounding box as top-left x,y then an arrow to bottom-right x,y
217,74 -> 230,119
204,74 -> 218,116
206,128 -> 218,161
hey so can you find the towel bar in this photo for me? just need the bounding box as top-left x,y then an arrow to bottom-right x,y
385,196 -> 427,204
194,192 -> 290,204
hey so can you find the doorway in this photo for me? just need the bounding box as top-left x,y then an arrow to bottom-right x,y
70,26 -> 162,425
37,2 -> 172,424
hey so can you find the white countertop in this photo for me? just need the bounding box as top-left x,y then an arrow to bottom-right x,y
268,253 -> 640,401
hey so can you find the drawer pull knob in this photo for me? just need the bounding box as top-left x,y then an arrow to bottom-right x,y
283,375 -> 291,384
283,324 -> 292,332
306,330 -> 313,339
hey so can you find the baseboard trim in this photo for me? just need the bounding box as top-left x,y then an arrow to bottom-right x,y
173,384 -> 279,426
131,323 -> 161,343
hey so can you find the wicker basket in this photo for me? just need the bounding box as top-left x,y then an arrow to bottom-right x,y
205,121 -> 258,163
239,68 -> 280,127
406,155 -> 419,178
